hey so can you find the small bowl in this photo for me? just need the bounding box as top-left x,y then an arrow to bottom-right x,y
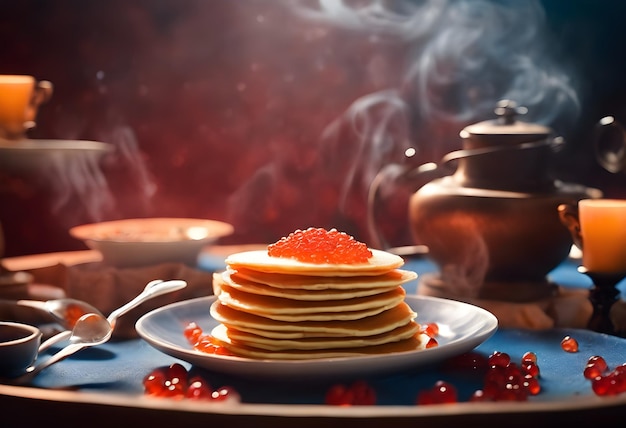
0,322 -> 41,378
69,217 -> 235,268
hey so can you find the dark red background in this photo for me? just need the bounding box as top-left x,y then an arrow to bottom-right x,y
1,0 -> 626,257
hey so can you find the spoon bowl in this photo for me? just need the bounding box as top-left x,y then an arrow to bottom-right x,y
16,312 -> 112,382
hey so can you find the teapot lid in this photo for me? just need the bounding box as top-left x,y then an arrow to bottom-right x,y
460,100 -> 551,138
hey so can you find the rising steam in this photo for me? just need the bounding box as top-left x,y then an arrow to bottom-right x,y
292,0 -> 580,208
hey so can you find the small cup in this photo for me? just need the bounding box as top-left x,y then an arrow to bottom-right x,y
559,199 -> 626,274
0,321 -> 41,378
0,75 -> 53,141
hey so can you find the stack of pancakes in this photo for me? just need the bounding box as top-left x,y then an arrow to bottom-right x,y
209,249 -> 426,359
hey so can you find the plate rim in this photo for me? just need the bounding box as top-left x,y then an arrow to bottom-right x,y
135,294 -> 498,376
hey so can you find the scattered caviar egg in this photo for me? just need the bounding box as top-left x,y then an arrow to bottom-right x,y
325,380 -> 376,406
425,337 -> 438,348
521,351 -> 537,364
267,227 -> 373,264
421,322 -> 439,338
416,381 -> 458,405
183,321 -> 233,356
143,364 -> 241,403
488,351 -> 511,368
560,335 -> 579,353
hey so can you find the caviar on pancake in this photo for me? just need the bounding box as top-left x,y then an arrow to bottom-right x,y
267,227 -> 373,264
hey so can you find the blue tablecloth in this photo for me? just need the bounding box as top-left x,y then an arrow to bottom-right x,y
23,255 -> 626,406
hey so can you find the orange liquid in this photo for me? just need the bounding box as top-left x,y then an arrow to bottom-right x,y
579,199 -> 626,273
0,75 -> 34,137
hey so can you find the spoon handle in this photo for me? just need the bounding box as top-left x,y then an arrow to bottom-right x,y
106,279 -> 187,327
38,330 -> 72,353
16,343 -> 85,383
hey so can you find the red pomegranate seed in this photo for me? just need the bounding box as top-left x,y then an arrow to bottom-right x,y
521,352 -> 537,364
560,335 -> 579,353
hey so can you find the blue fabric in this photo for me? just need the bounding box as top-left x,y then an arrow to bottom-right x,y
26,256 -> 626,405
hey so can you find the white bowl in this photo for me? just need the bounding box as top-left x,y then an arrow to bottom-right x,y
69,218 -> 234,268
0,321 -> 41,378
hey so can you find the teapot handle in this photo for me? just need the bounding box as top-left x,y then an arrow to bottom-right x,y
557,202 -> 583,250
366,162 -> 437,251
594,116 -> 626,174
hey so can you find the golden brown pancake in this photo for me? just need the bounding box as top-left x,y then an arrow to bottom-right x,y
216,282 -> 406,317
210,330 -> 428,360
210,300 -> 417,338
224,249 -> 404,276
211,321 -> 419,351
222,270 -> 401,300
231,267 -> 417,290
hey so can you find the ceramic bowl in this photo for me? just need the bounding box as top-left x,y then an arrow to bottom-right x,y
69,217 -> 234,268
0,321 -> 41,378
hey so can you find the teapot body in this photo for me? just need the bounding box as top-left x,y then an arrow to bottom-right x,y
406,100 -> 602,302
409,176 -> 599,301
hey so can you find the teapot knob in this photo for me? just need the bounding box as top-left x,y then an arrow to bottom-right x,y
494,99 -> 529,125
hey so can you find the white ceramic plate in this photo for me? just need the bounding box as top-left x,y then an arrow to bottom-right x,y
136,295 -> 498,378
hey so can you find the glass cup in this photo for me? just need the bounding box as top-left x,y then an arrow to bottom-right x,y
578,199 -> 626,274
0,75 -> 52,141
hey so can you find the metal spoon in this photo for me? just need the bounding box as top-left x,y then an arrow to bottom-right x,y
0,297 -> 105,330
0,298 -> 108,353
39,279 -> 187,352
105,279 -> 187,329
16,312 -> 113,383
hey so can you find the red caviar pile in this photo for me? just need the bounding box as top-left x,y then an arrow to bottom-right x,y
143,363 -> 240,403
183,322 -> 233,355
267,227 -> 373,264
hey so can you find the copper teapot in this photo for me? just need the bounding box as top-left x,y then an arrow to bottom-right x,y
369,100 -> 601,303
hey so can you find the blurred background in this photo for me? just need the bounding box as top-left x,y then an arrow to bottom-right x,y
1,0 -> 625,257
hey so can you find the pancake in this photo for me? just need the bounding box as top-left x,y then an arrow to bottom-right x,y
207,228 -> 426,360
210,330 -> 428,360
222,270 -> 401,300
231,267 -> 417,291
211,321 -> 420,351
216,282 -> 406,317
224,249 -> 404,277
210,300 -> 417,338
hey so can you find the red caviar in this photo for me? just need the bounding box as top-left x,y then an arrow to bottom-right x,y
267,228 -> 373,264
